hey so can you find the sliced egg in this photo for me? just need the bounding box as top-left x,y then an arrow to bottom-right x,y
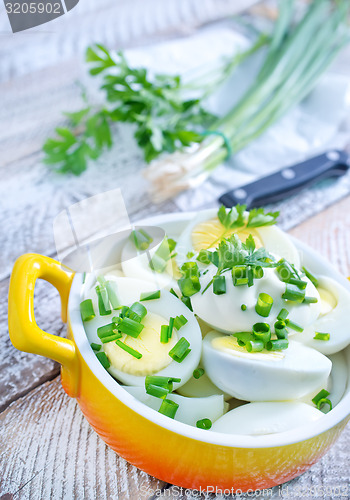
121,236 -> 180,291
211,402 -> 324,435
123,386 -> 226,427
202,331 -> 331,401
175,208 -> 300,269
191,266 -> 320,334
292,276 -> 350,354
83,276 -> 202,388
176,364 -> 231,401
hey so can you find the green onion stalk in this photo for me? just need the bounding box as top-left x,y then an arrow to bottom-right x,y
144,0 -> 350,202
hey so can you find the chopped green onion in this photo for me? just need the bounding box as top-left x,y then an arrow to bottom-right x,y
126,302 -> 147,323
233,332 -> 254,346
90,343 -> 101,351
247,267 -> 254,287
181,295 -> 193,311
149,237 -> 176,273
282,283 -> 305,303
252,322 -> 271,343
196,249 -> 212,265
96,351 -> 110,369
303,296 -> 318,304
145,375 -> 180,392
286,319 -> 304,333
246,340 -> 264,352
169,288 -> 178,298
213,275 -> 226,295
119,305 -> 129,318
146,384 -> 169,399
168,317 -> 174,340
115,340 -> 142,359
140,290 -> 161,301
95,285 -> 111,316
312,389 -> 330,406
277,308 -> 289,321
158,399 -> 179,419
97,323 -> 116,338
316,398 -> 332,413
266,339 -> 289,351
255,293 -> 273,317
193,368 -> 205,379
287,278 -> 307,289
80,299 -> 95,322
168,337 -> 191,363
105,281 -> 121,310
254,266 -> 264,279
178,262 -> 201,297
196,418 -> 212,430
82,272 -> 86,284
233,277 -> 249,286
101,333 -> 122,343
131,229 -> 153,250
117,317 -> 144,338
173,315 -> 188,331
302,267 -> 319,288
276,260 -> 297,282
232,266 -> 247,279
241,304 -> 247,311
160,325 -> 169,344
274,320 -> 288,339
186,251 -> 195,259
313,332 -> 330,341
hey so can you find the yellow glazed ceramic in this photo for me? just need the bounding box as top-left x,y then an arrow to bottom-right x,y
8,212 -> 350,493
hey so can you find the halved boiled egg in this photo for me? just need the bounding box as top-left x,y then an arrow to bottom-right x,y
176,363 -> 231,401
123,386 -> 226,427
175,208 -> 300,269
191,266 -> 320,334
83,276 -> 201,388
202,331 -> 331,401
292,276 -> 350,354
211,402 -> 324,435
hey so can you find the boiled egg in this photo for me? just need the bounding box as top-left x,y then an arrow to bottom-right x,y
211,402 -> 324,435
191,266 -> 320,334
121,235 -> 180,291
202,331 -> 331,401
292,276 -> 350,354
175,208 -> 300,269
123,386 -> 226,427
176,363 -> 231,401
83,276 -> 201,388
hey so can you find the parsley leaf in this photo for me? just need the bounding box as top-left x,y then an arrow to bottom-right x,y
246,208 -> 279,228
217,204 -> 246,229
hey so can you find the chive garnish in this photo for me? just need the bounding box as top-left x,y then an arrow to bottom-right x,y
276,259 -> 297,282
303,296 -> 318,304
169,288 -> 178,298
233,332 -> 254,347
131,228 -> 153,250
186,251 -> 195,259
168,337 -> 191,362
97,323 -> 116,338
312,389 -> 332,412
232,266 -> 247,280
234,277 -> 249,286
282,283 -> 305,303
95,285 -> 111,316
302,266 -> 319,288
126,302 -> 147,323
285,319 -> 304,333
274,320 -> 288,339
101,334 -> 122,344
193,368 -> 205,379
266,339 -> 289,351
173,315 -> 188,331
115,340 -> 142,359
146,384 -> 169,399
196,418 -> 212,430
158,399 -> 179,419
252,322 -> 271,343
90,343 -> 101,351
82,272 -> 86,283
314,332 -> 330,341
241,304 -> 247,311
140,290 -> 161,301
117,317 -> 144,338
246,340 -> 264,352
96,351 -> 110,369
178,262 -> 201,297
168,317 -> 174,340
213,275 -> 226,295
247,267 -> 254,287
160,325 -> 169,344
181,295 -> 193,311
145,375 -> 180,393
277,308 -> 289,321
149,237 -> 176,273
105,281 -> 121,310
288,278 -> 307,289
255,293 -> 273,317
254,266 -> 264,279
80,299 -> 95,322
316,398 -> 332,412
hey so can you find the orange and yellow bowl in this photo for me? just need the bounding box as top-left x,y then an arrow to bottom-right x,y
8,212 -> 350,492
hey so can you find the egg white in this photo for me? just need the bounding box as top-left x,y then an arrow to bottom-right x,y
202,331 -> 331,401
123,386 -> 226,427
190,266 -> 320,334
83,276 -> 202,388
211,402 -> 324,435
292,276 -> 350,354
175,208 -> 301,269
176,363 -> 231,401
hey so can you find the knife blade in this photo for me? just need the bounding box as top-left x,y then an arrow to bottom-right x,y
218,150 -> 350,209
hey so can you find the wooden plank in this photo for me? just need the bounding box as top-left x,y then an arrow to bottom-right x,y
0,378 -> 167,500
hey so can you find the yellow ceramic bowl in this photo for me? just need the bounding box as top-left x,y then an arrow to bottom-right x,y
8,212 -> 350,493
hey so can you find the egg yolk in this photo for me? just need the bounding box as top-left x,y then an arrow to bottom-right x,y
212,335 -> 285,361
318,286 -> 337,315
191,217 -> 262,252
103,313 -> 178,376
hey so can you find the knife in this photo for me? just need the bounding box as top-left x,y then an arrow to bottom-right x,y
218,150 -> 350,209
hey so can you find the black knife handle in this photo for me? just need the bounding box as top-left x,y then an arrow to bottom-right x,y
219,150 -> 350,209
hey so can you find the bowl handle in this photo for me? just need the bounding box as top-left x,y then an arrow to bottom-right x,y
8,253 -> 79,397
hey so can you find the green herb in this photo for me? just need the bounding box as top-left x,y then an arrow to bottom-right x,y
95,285 -> 111,316
241,304 -> 247,311
160,325 -> 169,344
140,290 -> 161,301
274,320 -> 288,339
217,204 -> 246,229
167,317 -> 174,341
213,275 -> 226,295
158,399 -> 179,419
196,418 -> 212,430
149,237 -> 177,273
181,295 -> 193,311
266,339 -> 289,351
101,334 -> 122,344
252,322 -> 271,343
246,208 -> 279,228
193,368 -> 205,379
178,262 -> 201,297
126,302 -> 147,323
96,351 -> 110,369
285,319 -> 304,333
303,296 -> 318,304
169,288 -> 178,298
312,389 -> 332,412
246,340 -> 265,352
186,251 -> 195,259
255,293 -> 273,317
80,299 -> 95,322
115,340 -> 142,359
313,332 -> 330,341
302,266 -> 319,288
90,343 -> 101,351
282,283 -> 305,303
97,323 -> 116,338
145,375 -> 180,393
168,337 -> 191,363
146,384 -> 169,399
117,317 -> 144,338
105,280 -> 121,310
173,315 -> 188,331
277,308 -> 289,321
131,229 -> 153,250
